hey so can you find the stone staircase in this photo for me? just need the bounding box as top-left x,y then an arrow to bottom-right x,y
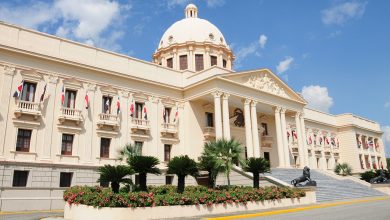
266,168 -> 384,202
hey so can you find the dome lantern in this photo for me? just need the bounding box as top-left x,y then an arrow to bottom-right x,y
185,3 -> 198,18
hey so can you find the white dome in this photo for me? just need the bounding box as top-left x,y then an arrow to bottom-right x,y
158,5 -> 228,50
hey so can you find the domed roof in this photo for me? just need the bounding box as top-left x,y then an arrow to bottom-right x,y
158,4 -> 229,50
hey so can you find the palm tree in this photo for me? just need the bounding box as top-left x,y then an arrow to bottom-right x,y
128,155 -> 161,191
119,143 -> 161,191
198,153 -> 224,189
167,155 -> 199,193
334,163 -> 352,176
203,138 -> 245,187
243,157 -> 270,188
97,165 -> 134,193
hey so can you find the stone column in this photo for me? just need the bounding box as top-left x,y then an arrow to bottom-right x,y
280,108 -> 291,167
295,112 -> 305,168
362,154 -> 367,170
274,107 -> 285,167
173,49 -> 178,70
212,91 -> 223,139
222,93 -> 230,140
244,99 -> 253,158
205,46 -> 210,69
300,114 -> 309,166
188,46 -> 194,71
251,101 -> 260,158
0,65 -> 16,157
374,156 -> 379,169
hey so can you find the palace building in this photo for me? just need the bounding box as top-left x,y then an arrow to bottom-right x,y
0,4 -> 387,211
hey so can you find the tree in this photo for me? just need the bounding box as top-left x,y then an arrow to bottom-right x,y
203,138 -> 245,187
243,157 -> 270,188
97,165 -> 134,193
198,154 -> 224,188
119,143 -> 161,191
167,155 -> 199,193
334,163 -> 352,176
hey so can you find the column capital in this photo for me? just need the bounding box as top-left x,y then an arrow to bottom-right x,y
243,98 -> 252,105
295,111 -> 301,118
299,112 -> 305,119
250,100 -> 258,107
48,75 -> 59,84
222,93 -> 230,99
280,108 -> 287,114
273,106 -> 281,113
119,90 -> 130,98
211,91 -> 222,98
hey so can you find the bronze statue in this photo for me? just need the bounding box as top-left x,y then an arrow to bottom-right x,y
370,169 -> 389,184
291,166 -> 317,187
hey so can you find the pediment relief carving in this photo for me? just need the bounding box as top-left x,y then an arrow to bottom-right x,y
244,73 -> 289,98
20,69 -> 43,82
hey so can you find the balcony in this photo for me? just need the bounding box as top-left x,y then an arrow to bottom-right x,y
203,126 -> 215,140
97,113 -> 119,130
14,100 -> 41,119
161,122 -> 178,135
131,118 -> 150,132
58,107 -> 83,125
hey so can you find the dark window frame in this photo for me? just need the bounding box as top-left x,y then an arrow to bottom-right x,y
166,57 -> 173,68
16,129 -> 32,152
135,102 -> 144,119
61,134 -> 74,155
205,112 -> 214,127
59,172 -> 73,187
195,54 -> 204,71
100,138 -> 111,158
102,96 -> 113,114
179,55 -> 188,70
261,123 -> 268,136
64,89 -> 77,109
12,170 -> 29,187
21,81 -> 37,102
210,55 -> 217,66
164,144 -> 171,162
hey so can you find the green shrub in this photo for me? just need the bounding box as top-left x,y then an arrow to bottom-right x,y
63,185 -> 305,208
334,163 -> 352,176
360,170 -> 390,182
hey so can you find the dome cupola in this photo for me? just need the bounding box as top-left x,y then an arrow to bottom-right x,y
153,4 -> 234,72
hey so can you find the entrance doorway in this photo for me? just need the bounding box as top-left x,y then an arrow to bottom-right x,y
264,152 -> 270,166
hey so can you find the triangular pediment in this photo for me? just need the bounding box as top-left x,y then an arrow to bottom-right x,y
222,69 -> 306,103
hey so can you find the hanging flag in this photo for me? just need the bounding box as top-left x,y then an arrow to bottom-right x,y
287,131 -> 290,140
85,93 -> 89,109
163,108 -> 166,123
143,105 -> 148,120
292,130 -> 297,139
13,80 -> 24,98
116,97 -> 120,114
61,85 -> 65,106
173,107 -> 179,122
40,83 -> 47,102
130,98 -> 134,117
308,136 -> 312,145
325,137 -> 330,145
368,140 -> 373,147
331,138 -> 335,146
105,97 -> 110,113
319,137 -> 323,144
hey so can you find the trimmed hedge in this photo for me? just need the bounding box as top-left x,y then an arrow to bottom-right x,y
64,185 -> 305,208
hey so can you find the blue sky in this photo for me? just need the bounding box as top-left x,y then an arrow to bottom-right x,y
1,0 -> 389,156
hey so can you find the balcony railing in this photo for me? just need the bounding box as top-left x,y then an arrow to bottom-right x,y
14,100 -> 41,119
261,136 -> 274,144
97,113 -> 119,129
203,126 -> 215,140
161,122 -> 178,134
59,107 -> 83,124
131,118 -> 150,131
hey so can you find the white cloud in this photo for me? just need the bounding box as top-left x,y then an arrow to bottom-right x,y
166,0 -> 190,8
385,102 -> 390,108
0,0 -> 129,52
322,1 -> 367,25
258,34 -> 267,48
301,85 -> 334,113
276,57 -> 294,74
205,0 -> 226,8
382,126 -> 390,157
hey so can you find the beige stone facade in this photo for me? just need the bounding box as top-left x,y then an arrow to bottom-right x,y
0,4 -> 387,211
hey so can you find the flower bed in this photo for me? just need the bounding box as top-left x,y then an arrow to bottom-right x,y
64,185 -> 305,208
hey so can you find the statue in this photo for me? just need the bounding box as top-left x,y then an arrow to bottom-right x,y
370,169 -> 389,184
230,108 -> 245,127
291,166 -> 317,187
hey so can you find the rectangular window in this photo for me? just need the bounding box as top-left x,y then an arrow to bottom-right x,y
100,138 -> 111,158
12,170 -> 29,187
164,144 -> 171,162
205,112 -> 214,127
164,107 -> 171,123
165,176 -> 173,185
64,90 -> 77,109
102,96 -> 113,114
261,123 -> 268,136
223,59 -> 227,68
135,102 -> 144,119
210,55 -> 217,66
179,55 -> 188,70
195,54 -> 204,71
61,134 -> 74,155
135,141 -> 143,155
167,58 -> 173,68
16,129 -> 32,152
59,172 -> 73,187
21,82 -> 37,102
